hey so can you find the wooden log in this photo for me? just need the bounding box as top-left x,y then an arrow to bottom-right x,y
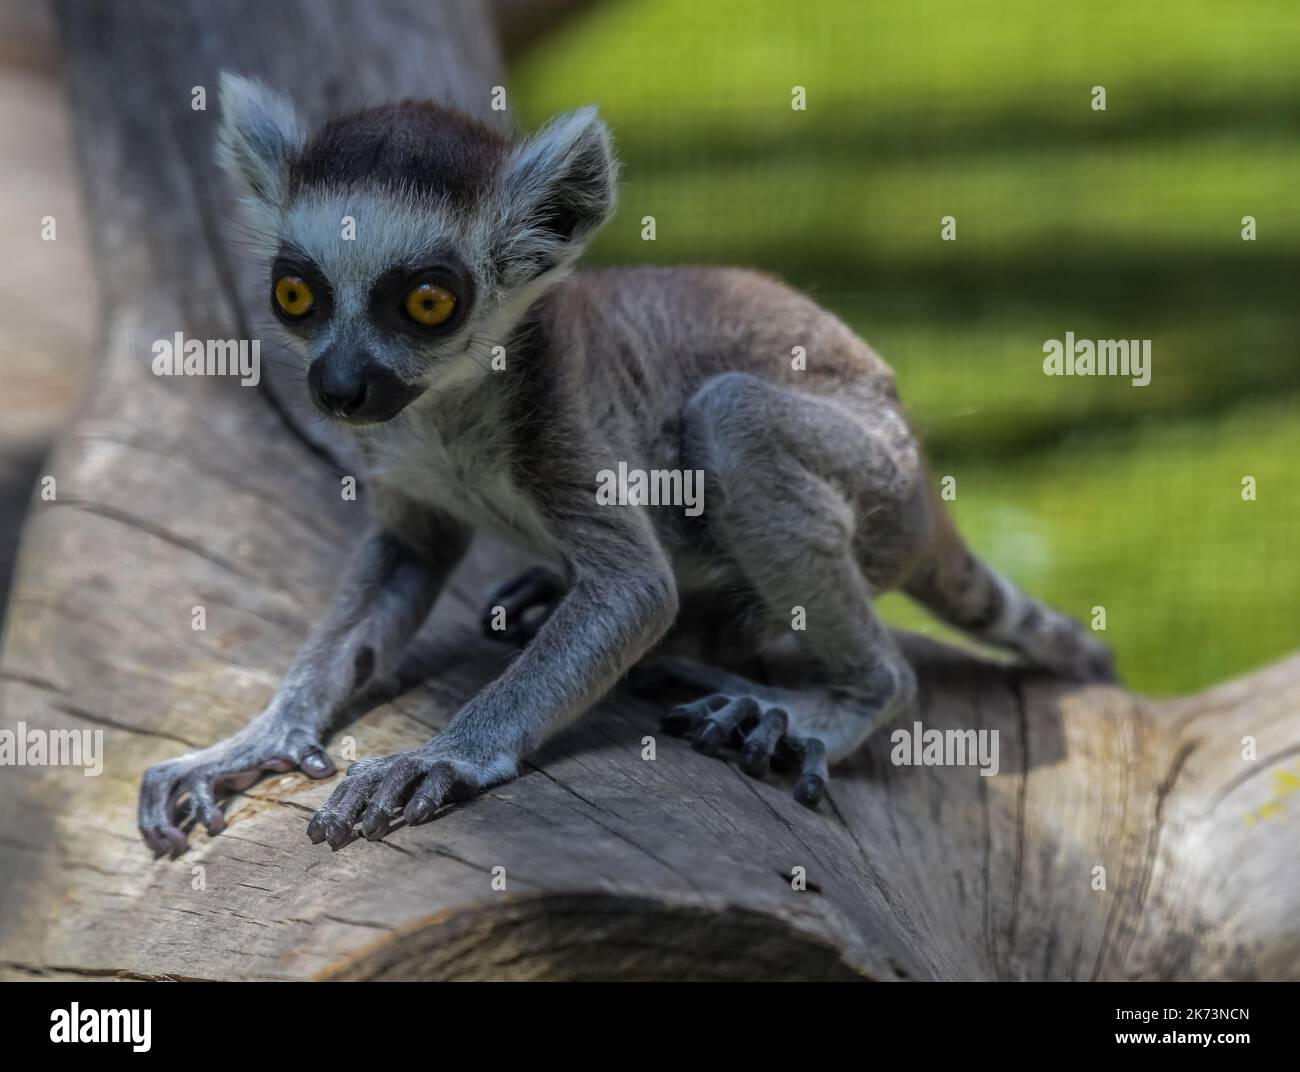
1,0 -> 1297,982
0,0 -> 98,610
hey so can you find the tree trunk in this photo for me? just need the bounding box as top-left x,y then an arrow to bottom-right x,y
1,0 -> 1296,982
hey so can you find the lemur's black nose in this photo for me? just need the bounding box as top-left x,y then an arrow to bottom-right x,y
307,353 -> 423,423
307,358 -> 370,417
319,379 -> 368,417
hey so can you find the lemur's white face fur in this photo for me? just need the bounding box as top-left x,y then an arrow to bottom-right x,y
217,73 -> 617,425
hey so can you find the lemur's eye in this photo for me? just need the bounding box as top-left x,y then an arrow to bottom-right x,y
404,283 -> 457,327
274,275 -> 315,318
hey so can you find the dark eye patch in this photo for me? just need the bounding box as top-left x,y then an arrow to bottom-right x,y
271,248 -> 335,331
369,256 -> 475,339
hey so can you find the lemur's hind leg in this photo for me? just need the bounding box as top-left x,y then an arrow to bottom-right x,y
653,372 -> 921,805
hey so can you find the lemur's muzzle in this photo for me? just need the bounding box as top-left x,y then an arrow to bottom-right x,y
307,353 -> 422,423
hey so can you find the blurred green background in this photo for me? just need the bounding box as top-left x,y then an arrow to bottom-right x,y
511,0 -> 1300,696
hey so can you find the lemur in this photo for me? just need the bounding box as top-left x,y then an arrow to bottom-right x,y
137,74 -> 1114,856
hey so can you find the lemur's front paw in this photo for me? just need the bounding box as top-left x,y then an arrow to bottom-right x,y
138,723 -> 335,857
306,738 -> 513,847
663,694 -> 829,809
480,566 -> 566,645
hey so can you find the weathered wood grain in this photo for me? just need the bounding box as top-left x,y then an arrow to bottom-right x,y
0,1 -> 98,611
0,0 -> 1296,982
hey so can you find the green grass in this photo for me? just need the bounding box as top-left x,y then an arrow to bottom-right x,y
516,0 -> 1300,147
510,0 -> 1300,695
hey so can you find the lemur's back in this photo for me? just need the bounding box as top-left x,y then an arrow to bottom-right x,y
545,265 -> 906,463
559,265 -> 896,398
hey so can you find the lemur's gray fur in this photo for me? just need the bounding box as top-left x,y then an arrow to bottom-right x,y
138,74 -> 1114,855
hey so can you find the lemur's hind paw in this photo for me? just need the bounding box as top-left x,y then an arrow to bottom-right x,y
663,694 -> 829,808
480,566 -> 566,645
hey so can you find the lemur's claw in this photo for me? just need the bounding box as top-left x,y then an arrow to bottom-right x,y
481,566 -> 566,645
781,737 -> 829,808
740,707 -> 789,776
662,693 -> 827,809
308,747 -> 497,847
323,817 -> 356,849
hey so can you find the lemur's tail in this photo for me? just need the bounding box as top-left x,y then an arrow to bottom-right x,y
903,490 -> 1116,682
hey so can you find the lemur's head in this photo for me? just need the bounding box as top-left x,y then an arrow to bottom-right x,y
216,73 -> 617,425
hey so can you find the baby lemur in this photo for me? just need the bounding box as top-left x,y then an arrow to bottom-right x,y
137,74 -> 1113,855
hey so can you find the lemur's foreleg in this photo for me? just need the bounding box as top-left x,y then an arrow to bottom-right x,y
308,510 -> 677,846
138,518 -> 467,856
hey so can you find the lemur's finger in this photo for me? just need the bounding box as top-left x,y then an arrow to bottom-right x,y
141,816 -> 185,857
186,777 -> 226,835
404,762 -> 458,825
138,764 -> 189,857
287,734 -> 336,778
305,794 -> 341,845
791,737 -> 828,808
330,775 -> 380,845
662,693 -> 728,736
155,825 -> 189,858
740,707 -> 789,777
305,812 -> 329,845
137,768 -> 171,838
145,812 -> 188,858
360,756 -> 422,840
693,695 -> 761,756
308,773 -> 375,847
140,827 -> 168,857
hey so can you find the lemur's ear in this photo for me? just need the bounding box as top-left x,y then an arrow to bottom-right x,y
497,107 -> 618,276
216,72 -> 303,206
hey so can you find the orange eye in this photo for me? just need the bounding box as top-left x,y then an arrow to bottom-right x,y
274,275 -> 315,318
404,283 -> 457,327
